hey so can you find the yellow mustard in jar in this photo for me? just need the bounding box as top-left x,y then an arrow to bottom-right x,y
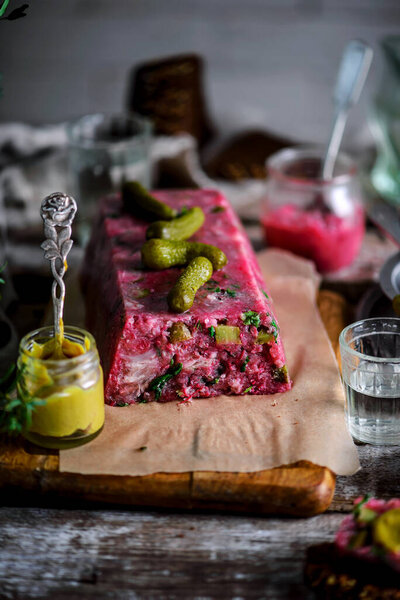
17,325 -> 105,449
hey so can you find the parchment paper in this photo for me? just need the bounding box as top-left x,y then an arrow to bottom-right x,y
60,249 -> 360,476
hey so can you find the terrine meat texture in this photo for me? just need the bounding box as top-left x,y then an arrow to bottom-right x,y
82,189 -> 291,404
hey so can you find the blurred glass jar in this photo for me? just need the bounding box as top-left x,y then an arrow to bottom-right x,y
67,112 -> 152,244
370,36 -> 400,204
261,147 -> 365,273
17,326 -> 104,449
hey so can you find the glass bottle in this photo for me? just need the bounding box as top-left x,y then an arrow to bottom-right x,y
261,147 -> 365,273
17,325 -> 104,449
370,35 -> 400,203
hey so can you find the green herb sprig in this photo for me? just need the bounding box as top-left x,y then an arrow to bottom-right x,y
270,318 -> 279,341
149,360 -> 183,400
206,284 -> 237,297
241,311 -> 261,328
0,2 -> 29,20
240,356 -> 250,372
0,365 -> 45,435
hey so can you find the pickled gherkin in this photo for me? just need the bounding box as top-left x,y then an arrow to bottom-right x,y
122,181 -> 177,221
169,322 -> 192,343
141,239 -> 227,270
256,328 -> 274,344
215,325 -> 241,345
146,207 -> 205,241
167,257 -> 213,313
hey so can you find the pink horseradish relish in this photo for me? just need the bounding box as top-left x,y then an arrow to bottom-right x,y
262,147 -> 365,274
262,203 -> 365,273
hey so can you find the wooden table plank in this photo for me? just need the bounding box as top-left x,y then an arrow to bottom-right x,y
0,436 -> 335,516
1,437 -> 400,599
6,434 -> 397,516
333,443 -> 400,511
0,506 -> 343,600
191,464 -> 335,516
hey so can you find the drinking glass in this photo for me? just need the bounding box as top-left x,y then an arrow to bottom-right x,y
67,112 -> 152,244
340,318 -> 400,445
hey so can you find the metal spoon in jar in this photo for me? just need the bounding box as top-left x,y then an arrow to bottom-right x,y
319,40 -> 373,217
40,193 -> 77,357
322,40 -> 373,181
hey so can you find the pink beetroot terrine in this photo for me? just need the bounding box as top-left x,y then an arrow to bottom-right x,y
82,189 -> 291,405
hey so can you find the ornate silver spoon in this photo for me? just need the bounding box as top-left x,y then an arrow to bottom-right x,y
40,193 -> 77,353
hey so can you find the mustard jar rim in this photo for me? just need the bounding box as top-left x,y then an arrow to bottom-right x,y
19,325 -> 98,369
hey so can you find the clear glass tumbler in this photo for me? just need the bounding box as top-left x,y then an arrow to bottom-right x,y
67,112 -> 152,244
340,318 -> 400,445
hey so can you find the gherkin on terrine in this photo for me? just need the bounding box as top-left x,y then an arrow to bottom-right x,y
82,189 -> 291,405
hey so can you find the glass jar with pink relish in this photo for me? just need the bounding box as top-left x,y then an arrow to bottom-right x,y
261,147 -> 365,273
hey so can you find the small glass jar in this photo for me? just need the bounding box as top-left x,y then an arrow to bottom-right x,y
261,147 -> 365,273
17,326 -> 104,449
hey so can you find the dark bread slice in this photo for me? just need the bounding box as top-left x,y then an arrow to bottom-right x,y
203,130 -> 292,181
127,53 -> 215,147
304,543 -> 400,599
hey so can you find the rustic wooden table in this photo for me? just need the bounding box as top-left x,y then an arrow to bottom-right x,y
1,444 -> 400,600
2,226 -> 400,600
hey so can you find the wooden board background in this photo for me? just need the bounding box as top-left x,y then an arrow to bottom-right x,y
0,290 -> 349,517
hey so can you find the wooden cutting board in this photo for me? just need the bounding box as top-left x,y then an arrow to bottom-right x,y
0,290 -> 348,516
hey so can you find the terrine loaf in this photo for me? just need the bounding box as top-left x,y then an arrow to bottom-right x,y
82,189 -> 291,405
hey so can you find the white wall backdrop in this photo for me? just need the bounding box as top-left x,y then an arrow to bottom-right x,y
0,0 -> 399,148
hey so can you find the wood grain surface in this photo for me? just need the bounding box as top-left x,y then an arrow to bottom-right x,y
0,506 -> 343,600
2,441 -> 400,600
0,504 -> 344,600
0,434 -> 336,517
0,290 -> 343,518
